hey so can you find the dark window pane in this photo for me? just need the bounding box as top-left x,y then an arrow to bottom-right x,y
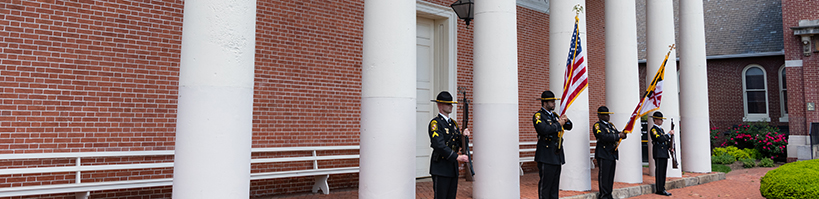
747,91 -> 766,113
781,69 -> 787,89
746,68 -> 765,89
783,91 -> 788,114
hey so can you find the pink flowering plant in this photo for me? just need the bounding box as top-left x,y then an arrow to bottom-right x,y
717,122 -> 787,160
710,127 -> 722,147
756,131 -> 788,160
723,124 -> 759,149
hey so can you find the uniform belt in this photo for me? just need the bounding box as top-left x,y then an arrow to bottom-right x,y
539,136 -> 552,141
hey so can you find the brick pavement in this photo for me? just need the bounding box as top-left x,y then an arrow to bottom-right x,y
260,167 -> 768,199
629,167 -> 774,199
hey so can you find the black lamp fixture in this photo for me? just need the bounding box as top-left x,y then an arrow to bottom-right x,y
450,0 -> 474,28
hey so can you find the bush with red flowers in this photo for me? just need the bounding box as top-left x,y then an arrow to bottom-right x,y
718,123 -> 787,161
710,127 -> 722,147
756,131 -> 788,160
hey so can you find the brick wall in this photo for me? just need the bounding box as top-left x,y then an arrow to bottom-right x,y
0,0 -> 182,198
706,56 -> 786,131
0,0 -> 631,197
0,0 -> 182,153
781,0 -> 819,137
586,0 -> 606,139
516,4 -> 551,173
250,0 -> 365,196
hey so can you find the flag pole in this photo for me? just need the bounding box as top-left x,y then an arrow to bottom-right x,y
559,4 -> 584,115
615,44 -> 675,150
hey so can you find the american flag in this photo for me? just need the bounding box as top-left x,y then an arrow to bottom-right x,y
558,16 -> 588,115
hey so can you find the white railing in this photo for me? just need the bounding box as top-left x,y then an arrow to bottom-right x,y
0,146 -> 360,198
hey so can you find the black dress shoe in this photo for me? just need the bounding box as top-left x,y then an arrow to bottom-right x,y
655,191 -> 672,196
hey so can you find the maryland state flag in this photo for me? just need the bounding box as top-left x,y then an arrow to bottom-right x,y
621,44 -> 676,134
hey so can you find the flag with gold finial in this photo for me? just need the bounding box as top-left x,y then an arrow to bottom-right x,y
616,44 -> 675,150
557,4 -> 588,116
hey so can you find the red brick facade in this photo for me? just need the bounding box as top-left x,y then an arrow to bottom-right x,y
706,56 -> 787,131
781,0 -> 819,137
3,0 -> 811,197
0,0 -> 562,197
0,1 -> 183,198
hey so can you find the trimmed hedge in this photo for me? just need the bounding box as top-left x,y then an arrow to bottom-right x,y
760,159 -> 819,199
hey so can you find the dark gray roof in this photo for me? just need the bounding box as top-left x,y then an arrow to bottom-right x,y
703,0 -> 783,55
635,0 -> 784,59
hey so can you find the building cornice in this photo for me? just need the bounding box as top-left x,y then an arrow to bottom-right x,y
637,51 -> 785,63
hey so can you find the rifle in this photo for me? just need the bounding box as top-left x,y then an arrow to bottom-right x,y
459,88 -> 475,181
669,118 -> 679,169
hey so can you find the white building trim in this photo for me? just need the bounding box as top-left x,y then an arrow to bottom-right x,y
742,64 -> 770,122
778,65 -> 788,122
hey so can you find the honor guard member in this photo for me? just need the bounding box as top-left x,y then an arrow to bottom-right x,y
593,106 -> 627,199
649,111 -> 674,196
532,90 -> 572,199
428,91 -> 470,199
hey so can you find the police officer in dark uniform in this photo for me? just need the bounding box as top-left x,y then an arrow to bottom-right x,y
532,90 -> 572,199
428,91 -> 470,199
649,111 -> 674,196
592,106 -> 627,199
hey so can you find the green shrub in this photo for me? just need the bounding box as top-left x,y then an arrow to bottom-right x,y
743,148 -> 763,160
711,154 -> 736,164
740,158 -> 756,168
760,159 -> 819,199
712,164 -> 731,173
713,146 -> 750,160
728,148 -> 751,160
713,146 -> 728,156
760,158 -> 775,167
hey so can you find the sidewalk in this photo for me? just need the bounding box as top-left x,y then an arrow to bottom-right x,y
629,167 -> 774,199
262,167 -> 770,199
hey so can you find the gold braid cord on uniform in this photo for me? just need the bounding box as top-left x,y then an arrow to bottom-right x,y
554,111 -> 564,149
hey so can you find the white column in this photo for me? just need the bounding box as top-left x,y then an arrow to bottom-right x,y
679,0 -> 712,173
172,1 -> 257,198
472,0 -> 520,198
646,0 -> 682,178
358,0 -> 416,198
605,0 -> 642,184
550,0 -> 591,191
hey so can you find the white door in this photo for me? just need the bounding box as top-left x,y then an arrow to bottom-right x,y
415,18 -> 435,178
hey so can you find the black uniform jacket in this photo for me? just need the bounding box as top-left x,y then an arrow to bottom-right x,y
593,121 -> 620,160
533,108 -> 565,165
649,125 -> 671,159
428,114 -> 462,177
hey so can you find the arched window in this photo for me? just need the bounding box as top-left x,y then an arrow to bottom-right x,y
743,65 -> 769,122
779,65 -> 788,122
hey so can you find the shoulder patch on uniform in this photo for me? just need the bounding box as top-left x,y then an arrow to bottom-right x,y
431,120 -> 438,131
651,128 -> 659,138
535,113 -> 542,124
594,123 -> 600,131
